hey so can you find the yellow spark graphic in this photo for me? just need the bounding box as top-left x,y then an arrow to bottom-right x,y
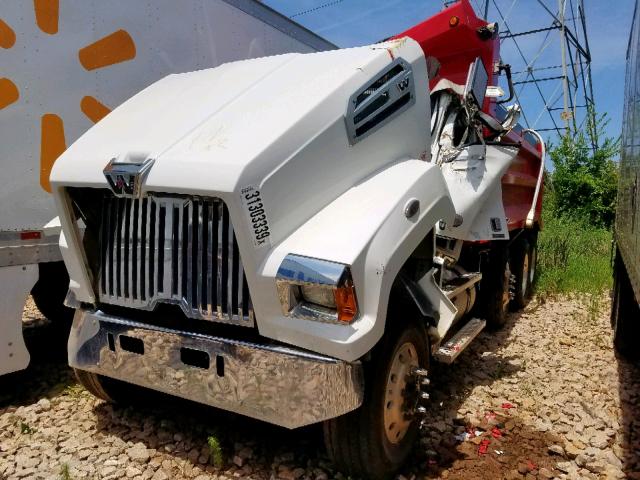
0,0 -> 137,192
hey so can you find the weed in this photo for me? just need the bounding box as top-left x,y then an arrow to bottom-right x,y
63,384 -> 85,399
59,462 -> 72,480
593,334 -> 609,349
19,422 -> 36,435
490,361 -> 506,380
585,294 -> 604,324
207,434 -> 224,468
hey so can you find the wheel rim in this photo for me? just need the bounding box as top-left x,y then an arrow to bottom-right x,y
383,342 -> 419,445
528,247 -> 537,286
521,252 -> 530,296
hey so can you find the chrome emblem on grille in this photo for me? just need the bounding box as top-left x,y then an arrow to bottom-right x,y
103,157 -> 154,197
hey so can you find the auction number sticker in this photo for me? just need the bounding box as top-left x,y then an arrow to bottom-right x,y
240,185 -> 271,248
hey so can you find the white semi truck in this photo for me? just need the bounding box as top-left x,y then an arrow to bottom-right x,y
0,0 -> 334,376
51,1 -> 546,477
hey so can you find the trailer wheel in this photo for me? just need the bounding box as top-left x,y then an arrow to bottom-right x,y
73,369 -> 129,403
478,245 -> 511,329
31,261 -> 75,324
611,249 -> 640,359
323,324 -> 429,480
510,238 -> 531,310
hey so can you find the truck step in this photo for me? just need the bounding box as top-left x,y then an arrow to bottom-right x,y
433,318 -> 486,364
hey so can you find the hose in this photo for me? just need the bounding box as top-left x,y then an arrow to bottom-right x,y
522,128 -> 546,228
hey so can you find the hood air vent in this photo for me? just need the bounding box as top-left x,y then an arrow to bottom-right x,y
345,58 -> 416,145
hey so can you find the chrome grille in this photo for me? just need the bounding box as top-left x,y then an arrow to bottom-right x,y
99,193 -> 253,326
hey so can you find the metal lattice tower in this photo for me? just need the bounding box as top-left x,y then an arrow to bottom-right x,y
478,0 -> 597,146
285,0 -> 596,146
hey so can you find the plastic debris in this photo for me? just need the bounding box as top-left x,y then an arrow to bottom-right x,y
478,439 -> 491,455
491,426 -> 503,438
454,429 -> 483,442
495,450 -> 504,455
501,402 -> 515,409
484,411 -> 497,421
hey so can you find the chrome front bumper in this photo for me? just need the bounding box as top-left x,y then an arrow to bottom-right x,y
69,310 -> 364,428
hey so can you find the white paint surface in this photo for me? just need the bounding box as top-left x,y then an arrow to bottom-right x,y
0,265 -> 37,375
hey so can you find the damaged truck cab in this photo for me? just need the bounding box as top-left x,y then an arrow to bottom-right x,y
52,1 -> 544,478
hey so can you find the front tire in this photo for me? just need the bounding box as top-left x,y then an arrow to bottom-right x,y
323,324 -> 430,480
31,261 -> 75,324
611,249 -> 640,358
74,369 -> 129,403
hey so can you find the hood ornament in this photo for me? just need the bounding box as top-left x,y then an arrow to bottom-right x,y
103,156 -> 154,197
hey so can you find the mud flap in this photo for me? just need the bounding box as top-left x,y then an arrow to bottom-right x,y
0,264 -> 38,375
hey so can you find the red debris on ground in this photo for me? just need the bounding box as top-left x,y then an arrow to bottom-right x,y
478,439 -> 491,455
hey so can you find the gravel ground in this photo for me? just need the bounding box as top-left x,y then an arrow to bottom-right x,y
0,296 -> 638,480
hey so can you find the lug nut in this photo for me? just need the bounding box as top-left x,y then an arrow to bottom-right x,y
416,406 -> 427,414
420,392 -> 430,400
421,378 -> 431,386
414,368 -> 429,377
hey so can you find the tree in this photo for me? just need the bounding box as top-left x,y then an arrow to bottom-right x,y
548,110 -> 620,228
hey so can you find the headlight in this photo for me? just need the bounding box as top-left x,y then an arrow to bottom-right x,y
276,254 -> 359,323
300,284 -> 336,308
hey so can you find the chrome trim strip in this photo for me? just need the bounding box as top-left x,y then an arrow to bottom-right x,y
197,201 -> 204,314
227,209 -> 234,319
206,202 -> 213,317
127,198 -> 135,300
277,254 -> 348,285
69,310 -> 363,429
216,201 -> 223,318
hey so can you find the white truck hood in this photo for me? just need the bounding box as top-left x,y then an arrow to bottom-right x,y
51,39 -> 427,190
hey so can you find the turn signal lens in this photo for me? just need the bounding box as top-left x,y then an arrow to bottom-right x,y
449,16 -> 460,27
335,284 -> 358,323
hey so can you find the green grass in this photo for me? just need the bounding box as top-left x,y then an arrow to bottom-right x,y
59,463 -> 72,480
19,422 -> 36,435
536,211 -> 613,296
207,434 -> 224,468
63,384 -> 86,399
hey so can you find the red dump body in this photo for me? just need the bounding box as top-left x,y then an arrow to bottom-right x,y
394,0 -> 544,232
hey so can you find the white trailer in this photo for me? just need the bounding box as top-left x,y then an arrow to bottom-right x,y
0,0 -> 334,375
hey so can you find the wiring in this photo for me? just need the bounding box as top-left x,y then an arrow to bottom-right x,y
289,0 -> 345,19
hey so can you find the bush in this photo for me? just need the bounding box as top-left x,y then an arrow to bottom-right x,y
547,111 -> 619,228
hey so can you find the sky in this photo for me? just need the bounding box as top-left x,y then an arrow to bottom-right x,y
263,0 -> 635,150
